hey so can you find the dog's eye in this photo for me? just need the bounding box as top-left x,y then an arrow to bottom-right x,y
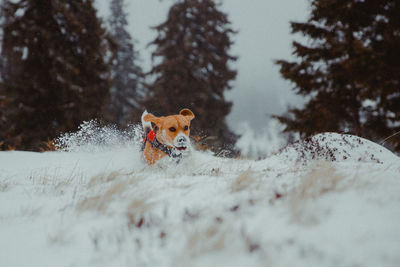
169,127 -> 176,132
184,126 -> 189,131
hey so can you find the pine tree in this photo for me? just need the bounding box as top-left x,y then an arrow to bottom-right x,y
275,0 -> 400,151
143,0 -> 237,151
0,5 -> 9,146
0,0 -> 114,150
105,0 -> 144,126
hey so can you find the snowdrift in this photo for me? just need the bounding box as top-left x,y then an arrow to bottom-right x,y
0,131 -> 399,267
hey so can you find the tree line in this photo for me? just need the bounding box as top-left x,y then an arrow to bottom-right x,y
276,0 -> 400,151
0,0 -> 237,151
0,0 -> 399,152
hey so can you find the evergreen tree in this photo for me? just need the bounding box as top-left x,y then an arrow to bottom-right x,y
0,5 -> 8,145
0,0 -> 114,150
105,0 -> 144,126
275,0 -> 400,151
143,0 -> 237,151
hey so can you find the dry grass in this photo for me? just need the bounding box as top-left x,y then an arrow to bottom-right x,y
88,171 -> 121,188
0,181 -> 9,192
78,172 -> 145,214
40,139 -> 57,152
28,170 -> 80,193
186,224 -> 227,256
77,196 -> 102,212
20,206 -> 41,217
231,170 -> 256,192
127,199 -> 152,228
53,176 -> 76,190
289,161 -> 347,223
0,141 -> 16,151
77,181 -> 128,212
127,199 -> 151,215
295,162 -> 345,199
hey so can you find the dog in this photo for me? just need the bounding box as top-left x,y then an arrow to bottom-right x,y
141,108 -> 195,165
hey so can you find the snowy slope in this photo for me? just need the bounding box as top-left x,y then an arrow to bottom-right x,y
1,131 -> 400,267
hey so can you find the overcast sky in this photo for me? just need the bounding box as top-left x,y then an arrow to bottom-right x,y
96,0 -> 309,132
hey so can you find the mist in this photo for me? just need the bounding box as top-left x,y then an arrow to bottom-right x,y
95,0 -> 308,132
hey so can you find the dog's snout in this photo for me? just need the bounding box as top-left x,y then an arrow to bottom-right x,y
177,136 -> 186,143
175,134 -> 188,147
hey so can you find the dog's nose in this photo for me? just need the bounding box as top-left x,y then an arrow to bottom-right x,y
177,136 -> 186,143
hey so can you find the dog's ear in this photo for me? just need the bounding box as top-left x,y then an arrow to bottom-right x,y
180,108 -> 195,121
143,113 -> 161,126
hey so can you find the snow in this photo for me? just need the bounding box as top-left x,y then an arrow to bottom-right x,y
1,128 -> 400,267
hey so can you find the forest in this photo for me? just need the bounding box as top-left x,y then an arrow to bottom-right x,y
0,0 -> 399,153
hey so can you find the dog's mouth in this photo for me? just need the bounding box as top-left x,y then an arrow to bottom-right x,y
176,146 -> 187,151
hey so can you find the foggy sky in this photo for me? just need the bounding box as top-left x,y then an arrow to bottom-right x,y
96,0 -> 308,132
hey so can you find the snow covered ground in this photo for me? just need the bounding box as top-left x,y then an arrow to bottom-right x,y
1,128 -> 400,267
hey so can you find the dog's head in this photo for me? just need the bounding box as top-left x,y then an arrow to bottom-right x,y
143,109 -> 195,152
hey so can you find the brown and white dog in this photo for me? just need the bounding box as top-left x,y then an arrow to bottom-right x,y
141,109 -> 195,165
